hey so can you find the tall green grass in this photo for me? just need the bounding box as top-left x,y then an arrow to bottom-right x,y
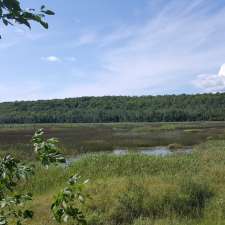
13,140 -> 225,225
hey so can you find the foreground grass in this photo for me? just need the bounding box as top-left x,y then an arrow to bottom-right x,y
14,139 -> 225,225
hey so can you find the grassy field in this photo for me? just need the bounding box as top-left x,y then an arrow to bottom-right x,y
1,122 -> 225,224
13,139 -> 225,225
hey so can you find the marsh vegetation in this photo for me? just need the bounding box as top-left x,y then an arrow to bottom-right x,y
12,139 -> 225,225
1,122 -> 225,224
0,122 -> 225,160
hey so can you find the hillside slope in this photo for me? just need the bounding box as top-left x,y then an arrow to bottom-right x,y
0,93 -> 225,123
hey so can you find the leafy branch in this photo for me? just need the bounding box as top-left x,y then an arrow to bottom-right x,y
0,154 -> 34,225
51,174 -> 89,225
0,129 -> 89,225
0,0 -> 55,38
32,129 -> 66,167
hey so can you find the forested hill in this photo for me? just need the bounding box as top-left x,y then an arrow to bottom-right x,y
0,93 -> 225,123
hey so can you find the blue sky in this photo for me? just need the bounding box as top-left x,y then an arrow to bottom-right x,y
1,0 -> 225,101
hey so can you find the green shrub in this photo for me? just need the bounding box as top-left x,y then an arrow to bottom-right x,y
109,180 -> 146,224
174,179 -> 213,217
85,177 -> 213,225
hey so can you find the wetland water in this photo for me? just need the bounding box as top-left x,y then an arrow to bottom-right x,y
66,146 -> 193,164
0,122 -> 224,160
113,146 -> 192,156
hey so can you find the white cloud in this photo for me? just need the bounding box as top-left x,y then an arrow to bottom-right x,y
219,64 -> 225,77
42,56 -> 61,62
194,64 -> 225,92
41,56 -> 77,63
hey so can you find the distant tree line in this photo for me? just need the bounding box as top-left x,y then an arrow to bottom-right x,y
0,93 -> 225,123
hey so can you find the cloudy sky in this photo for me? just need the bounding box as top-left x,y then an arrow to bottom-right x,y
0,0 -> 225,101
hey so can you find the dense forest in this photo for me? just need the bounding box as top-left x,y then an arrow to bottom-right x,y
0,93 -> 225,123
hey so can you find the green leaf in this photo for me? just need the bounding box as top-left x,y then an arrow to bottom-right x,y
2,19 -> 8,26
40,21 -> 48,29
42,10 -> 55,15
0,2 -> 54,38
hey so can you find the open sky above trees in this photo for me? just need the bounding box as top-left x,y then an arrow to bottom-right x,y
1,0 -> 225,102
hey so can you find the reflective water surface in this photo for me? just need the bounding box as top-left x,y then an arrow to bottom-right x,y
67,146 -> 193,164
